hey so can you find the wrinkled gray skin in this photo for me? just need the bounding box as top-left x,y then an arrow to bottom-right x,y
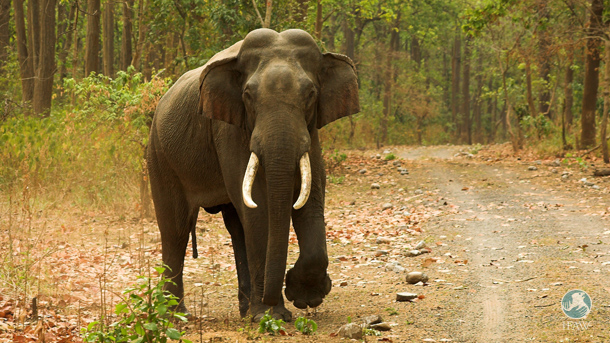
147,28 -> 359,321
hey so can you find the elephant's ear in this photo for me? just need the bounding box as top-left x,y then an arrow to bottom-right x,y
317,53 -> 360,129
199,40 -> 245,128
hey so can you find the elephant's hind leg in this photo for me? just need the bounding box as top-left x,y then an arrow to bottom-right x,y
221,204 -> 251,317
148,152 -> 197,314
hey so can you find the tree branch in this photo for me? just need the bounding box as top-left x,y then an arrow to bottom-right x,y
252,0 -> 264,27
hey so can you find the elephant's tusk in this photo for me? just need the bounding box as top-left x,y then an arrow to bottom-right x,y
242,152 -> 259,208
293,152 -> 311,210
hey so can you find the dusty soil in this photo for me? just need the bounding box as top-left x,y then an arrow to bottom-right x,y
1,144 -> 610,342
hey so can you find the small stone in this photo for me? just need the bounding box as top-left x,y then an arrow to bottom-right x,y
414,189 -> 423,195
383,150 -> 391,154
377,236 -> 392,244
370,322 -> 392,331
414,240 -> 426,250
406,271 -> 429,284
405,250 -> 421,257
360,169 -> 367,174
422,339 -> 436,342
382,203 -> 393,210
337,323 -> 363,339
551,168 -> 558,174
375,250 -> 389,257
340,281 -> 348,287
378,173 -> 384,177
401,169 -> 409,175
396,292 -> 418,301
535,160 -> 542,165
552,159 -> 561,167
371,183 -> 380,189
528,166 -> 537,171
385,263 -> 405,273
561,174 -> 569,179
376,154 -> 381,159
592,185 -> 601,190
393,160 -> 401,167
362,315 -> 383,327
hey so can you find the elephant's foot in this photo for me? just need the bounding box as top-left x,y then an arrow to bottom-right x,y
284,267 -> 332,309
170,301 -> 192,319
249,303 -> 292,322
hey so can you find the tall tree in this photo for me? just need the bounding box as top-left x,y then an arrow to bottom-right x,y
380,11 -> 400,145
33,0 -> 56,115
13,0 -> 34,102
85,0 -> 101,75
451,30 -> 461,133
102,0 -> 114,76
0,0 -> 10,64
121,0 -> 132,70
580,0 -> 603,148
27,0 -> 40,73
461,36 -> 471,144
58,3 -> 77,80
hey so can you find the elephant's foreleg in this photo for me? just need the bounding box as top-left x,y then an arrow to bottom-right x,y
221,204 -> 251,317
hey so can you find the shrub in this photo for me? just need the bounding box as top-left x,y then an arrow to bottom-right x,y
294,317 -> 317,335
257,310 -> 285,335
81,266 -> 190,343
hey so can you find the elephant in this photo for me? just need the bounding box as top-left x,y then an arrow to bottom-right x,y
147,28 -> 359,321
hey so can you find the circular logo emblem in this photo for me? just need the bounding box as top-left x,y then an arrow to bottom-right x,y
562,290 -> 592,319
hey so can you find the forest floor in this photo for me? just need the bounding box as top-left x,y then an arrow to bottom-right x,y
1,143 -> 610,342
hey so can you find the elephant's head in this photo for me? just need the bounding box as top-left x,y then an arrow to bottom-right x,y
199,29 -> 359,306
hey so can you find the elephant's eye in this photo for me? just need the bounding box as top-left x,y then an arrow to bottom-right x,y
306,89 -> 317,108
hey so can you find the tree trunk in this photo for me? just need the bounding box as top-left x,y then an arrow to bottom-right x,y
131,0 -> 146,69
70,1 -> 80,79
474,53 -> 483,143
121,0 -> 132,70
32,0 -> 56,116
0,0 -> 10,64
85,0 -> 101,75
27,0 -> 40,73
537,1 -> 552,119
451,31 -> 461,135
461,36 -> 471,144
411,36 -> 421,70
580,0 -> 603,149
525,58 -> 537,117
564,49 -> 574,128
601,39 -> 610,163
380,12 -> 400,145
343,21 -> 354,61
102,0 -> 114,76
294,0 -> 307,23
58,3 -> 76,80
13,0 -> 34,103
314,0 -> 322,39
263,0 -> 272,28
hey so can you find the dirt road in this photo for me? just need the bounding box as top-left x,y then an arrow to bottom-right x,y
394,145 -> 610,342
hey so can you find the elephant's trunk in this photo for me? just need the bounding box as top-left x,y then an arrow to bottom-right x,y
261,155 -> 296,306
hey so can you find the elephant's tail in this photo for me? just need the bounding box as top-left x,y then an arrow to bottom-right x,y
191,223 -> 198,259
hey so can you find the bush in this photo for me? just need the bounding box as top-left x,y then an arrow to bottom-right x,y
294,317 -> 317,335
81,266 -> 190,343
257,310 -> 285,335
0,69 -> 172,213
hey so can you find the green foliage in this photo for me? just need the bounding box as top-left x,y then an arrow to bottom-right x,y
384,153 -> 396,160
257,310 -> 285,335
385,307 -> 399,316
520,115 -> 552,139
81,266 -> 191,343
0,70 -> 172,212
324,149 -> 348,181
294,317 -> 318,335
364,328 -> 381,336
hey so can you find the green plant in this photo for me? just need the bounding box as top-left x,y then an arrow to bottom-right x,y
385,307 -> 399,316
384,153 -> 396,160
237,315 -> 258,340
364,328 -> 381,336
257,310 -> 285,335
328,175 -> 345,184
294,317 -> 318,335
324,149 -> 348,177
81,266 -> 190,343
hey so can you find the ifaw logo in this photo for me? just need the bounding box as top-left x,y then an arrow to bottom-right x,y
561,289 -> 592,332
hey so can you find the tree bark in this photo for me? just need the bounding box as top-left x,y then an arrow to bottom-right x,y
564,49 -> 574,128
131,0 -> 146,69
0,0 -> 10,64
580,0 -> 603,149
13,0 -> 34,103
102,0 -> 114,76
343,20 -> 354,60
410,36 -> 421,70
537,0 -> 552,119
58,3 -> 76,80
85,0 -> 101,75
451,30 -> 461,134
315,0 -> 322,39
474,53 -> 483,143
525,58 -> 537,117
121,0 -> 132,70
27,0 -> 40,73
380,12 -> 400,145
32,0 -> 56,116
601,39 -> 610,163
70,1 -> 80,79
263,0 -> 272,29
461,36 -> 471,144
